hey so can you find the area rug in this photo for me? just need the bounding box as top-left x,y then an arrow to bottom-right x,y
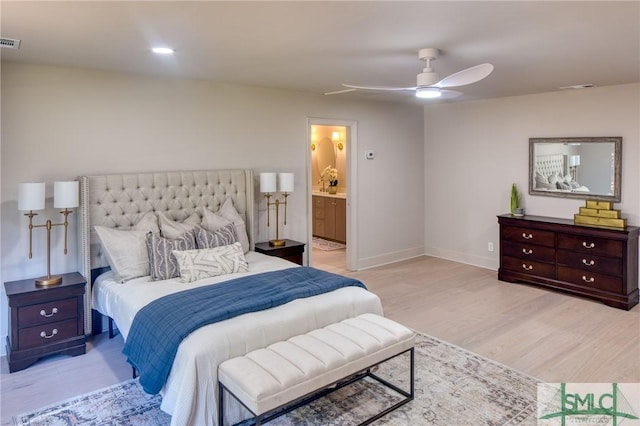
312,237 -> 346,251
13,332 -> 540,426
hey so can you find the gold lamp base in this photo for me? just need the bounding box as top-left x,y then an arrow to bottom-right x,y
269,239 -> 286,247
35,275 -> 63,287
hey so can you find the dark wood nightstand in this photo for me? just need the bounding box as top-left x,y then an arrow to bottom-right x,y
4,272 -> 86,372
254,240 -> 305,265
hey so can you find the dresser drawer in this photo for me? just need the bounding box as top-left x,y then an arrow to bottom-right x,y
502,241 -> 555,262
502,226 -> 555,247
557,250 -> 622,276
557,234 -> 623,257
557,266 -> 622,294
18,298 -> 78,328
502,256 -> 555,279
18,318 -> 79,350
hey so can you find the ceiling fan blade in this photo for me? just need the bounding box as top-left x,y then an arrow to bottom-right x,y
324,88 -> 357,95
434,63 -> 494,88
342,83 -> 416,92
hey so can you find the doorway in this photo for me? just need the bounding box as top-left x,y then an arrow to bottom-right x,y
307,118 -> 357,272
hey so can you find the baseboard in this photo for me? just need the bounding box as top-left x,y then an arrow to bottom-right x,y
425,247 -> 498,271
357,246 -> 425,271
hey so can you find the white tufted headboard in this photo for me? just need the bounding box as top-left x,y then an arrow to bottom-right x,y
535,154 -> 565,178
77,169 -> 255,333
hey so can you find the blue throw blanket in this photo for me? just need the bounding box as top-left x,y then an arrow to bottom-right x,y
122,267 -> 367,394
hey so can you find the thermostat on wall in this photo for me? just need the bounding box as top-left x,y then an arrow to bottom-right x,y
365,150 -> 375,159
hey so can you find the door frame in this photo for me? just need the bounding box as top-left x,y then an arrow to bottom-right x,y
306,118 -> 358,271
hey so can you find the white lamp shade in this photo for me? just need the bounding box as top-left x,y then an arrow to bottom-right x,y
568,155 -> 581,167
54,181 -> 79,208
260,173 -> 277,193
18,182 -> 45,211
278,173 -> 294,193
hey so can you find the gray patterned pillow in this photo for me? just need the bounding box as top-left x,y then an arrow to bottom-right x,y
146,231 -> 197,281
194,224 -> 238,249
172,242 -> 248,283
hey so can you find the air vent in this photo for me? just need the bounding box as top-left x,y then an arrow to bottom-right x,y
0,38 -> 21,49
559,84 -> 597,90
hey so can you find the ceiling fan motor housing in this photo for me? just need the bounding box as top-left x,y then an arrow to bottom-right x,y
417,72 -> 440,87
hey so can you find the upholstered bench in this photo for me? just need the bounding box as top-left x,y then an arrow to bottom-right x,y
217,313 -> 415,426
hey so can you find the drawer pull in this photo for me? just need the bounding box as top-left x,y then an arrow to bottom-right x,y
40,329 -> 58,339
582,242 -> 595,249
522,233 -> 533,240
582,275 -> 595,283
522,264 -> 533,271
581,259 -> 595,267
522,248 -> 533,255
40,307 -> 58,318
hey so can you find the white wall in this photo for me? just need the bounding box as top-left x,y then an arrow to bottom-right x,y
0,62 -> 425,355
424,83 -> 640,270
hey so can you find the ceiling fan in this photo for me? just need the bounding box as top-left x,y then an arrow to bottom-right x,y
326,48 -> 493,99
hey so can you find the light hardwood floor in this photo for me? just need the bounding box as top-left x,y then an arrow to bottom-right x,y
2,250 -> 638,424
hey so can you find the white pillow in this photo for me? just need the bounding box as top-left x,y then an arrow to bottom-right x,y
218,198 -> 250,253
93,211 -> 159,283
135,211 -> 160,234
95,227 -> 150,283
158,211 -> 201,239
200,207 -> 232,232
172,242 -> 248,283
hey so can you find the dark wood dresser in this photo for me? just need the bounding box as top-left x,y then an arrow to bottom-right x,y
498,214 -> 639,310
4,272 -> 86,372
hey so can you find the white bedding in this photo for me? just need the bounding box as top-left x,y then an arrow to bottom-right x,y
92,252 -> 383,426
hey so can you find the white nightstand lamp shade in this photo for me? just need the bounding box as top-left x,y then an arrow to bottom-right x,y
260,173 -> 277,193
278,173 -> 294,193
18,182 -> 45,211
54,181 -> 79,209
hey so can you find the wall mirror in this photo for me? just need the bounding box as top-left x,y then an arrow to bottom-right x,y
315,136 -> 336,176
529,137 -> 622,202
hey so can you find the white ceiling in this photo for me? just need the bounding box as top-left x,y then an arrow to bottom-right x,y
2,1 -> 639,104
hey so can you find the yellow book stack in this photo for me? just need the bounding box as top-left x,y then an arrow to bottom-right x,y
574,200 -> 626,229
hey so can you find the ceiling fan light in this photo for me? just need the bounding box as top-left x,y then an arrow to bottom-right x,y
415,87 -> 441,99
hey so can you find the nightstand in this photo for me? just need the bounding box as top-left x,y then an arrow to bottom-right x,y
254,240 -> 305,265
4,272 -> 86,372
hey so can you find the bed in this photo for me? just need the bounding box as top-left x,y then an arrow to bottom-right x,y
77,169 -> 383,426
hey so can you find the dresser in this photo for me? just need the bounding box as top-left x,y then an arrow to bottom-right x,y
4,272 -> 86,372
498,214 -> 639,310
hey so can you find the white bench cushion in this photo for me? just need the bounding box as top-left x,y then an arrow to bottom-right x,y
218,313 -> 415,416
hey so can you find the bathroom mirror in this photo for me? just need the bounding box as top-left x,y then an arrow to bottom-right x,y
315,136 -> 336,176
529,137 -> 622,202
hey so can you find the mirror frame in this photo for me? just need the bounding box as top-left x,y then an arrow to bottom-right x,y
529,137 -> 622,202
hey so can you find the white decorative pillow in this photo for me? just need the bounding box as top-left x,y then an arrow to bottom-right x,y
95,227 -> 150,283
172,242 -> 248,283
200,207 -> 232,232
158,211 -> 201,239
218,198 -> 250,253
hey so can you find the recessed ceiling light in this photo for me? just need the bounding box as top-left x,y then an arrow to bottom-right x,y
152,47 -> 175,55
